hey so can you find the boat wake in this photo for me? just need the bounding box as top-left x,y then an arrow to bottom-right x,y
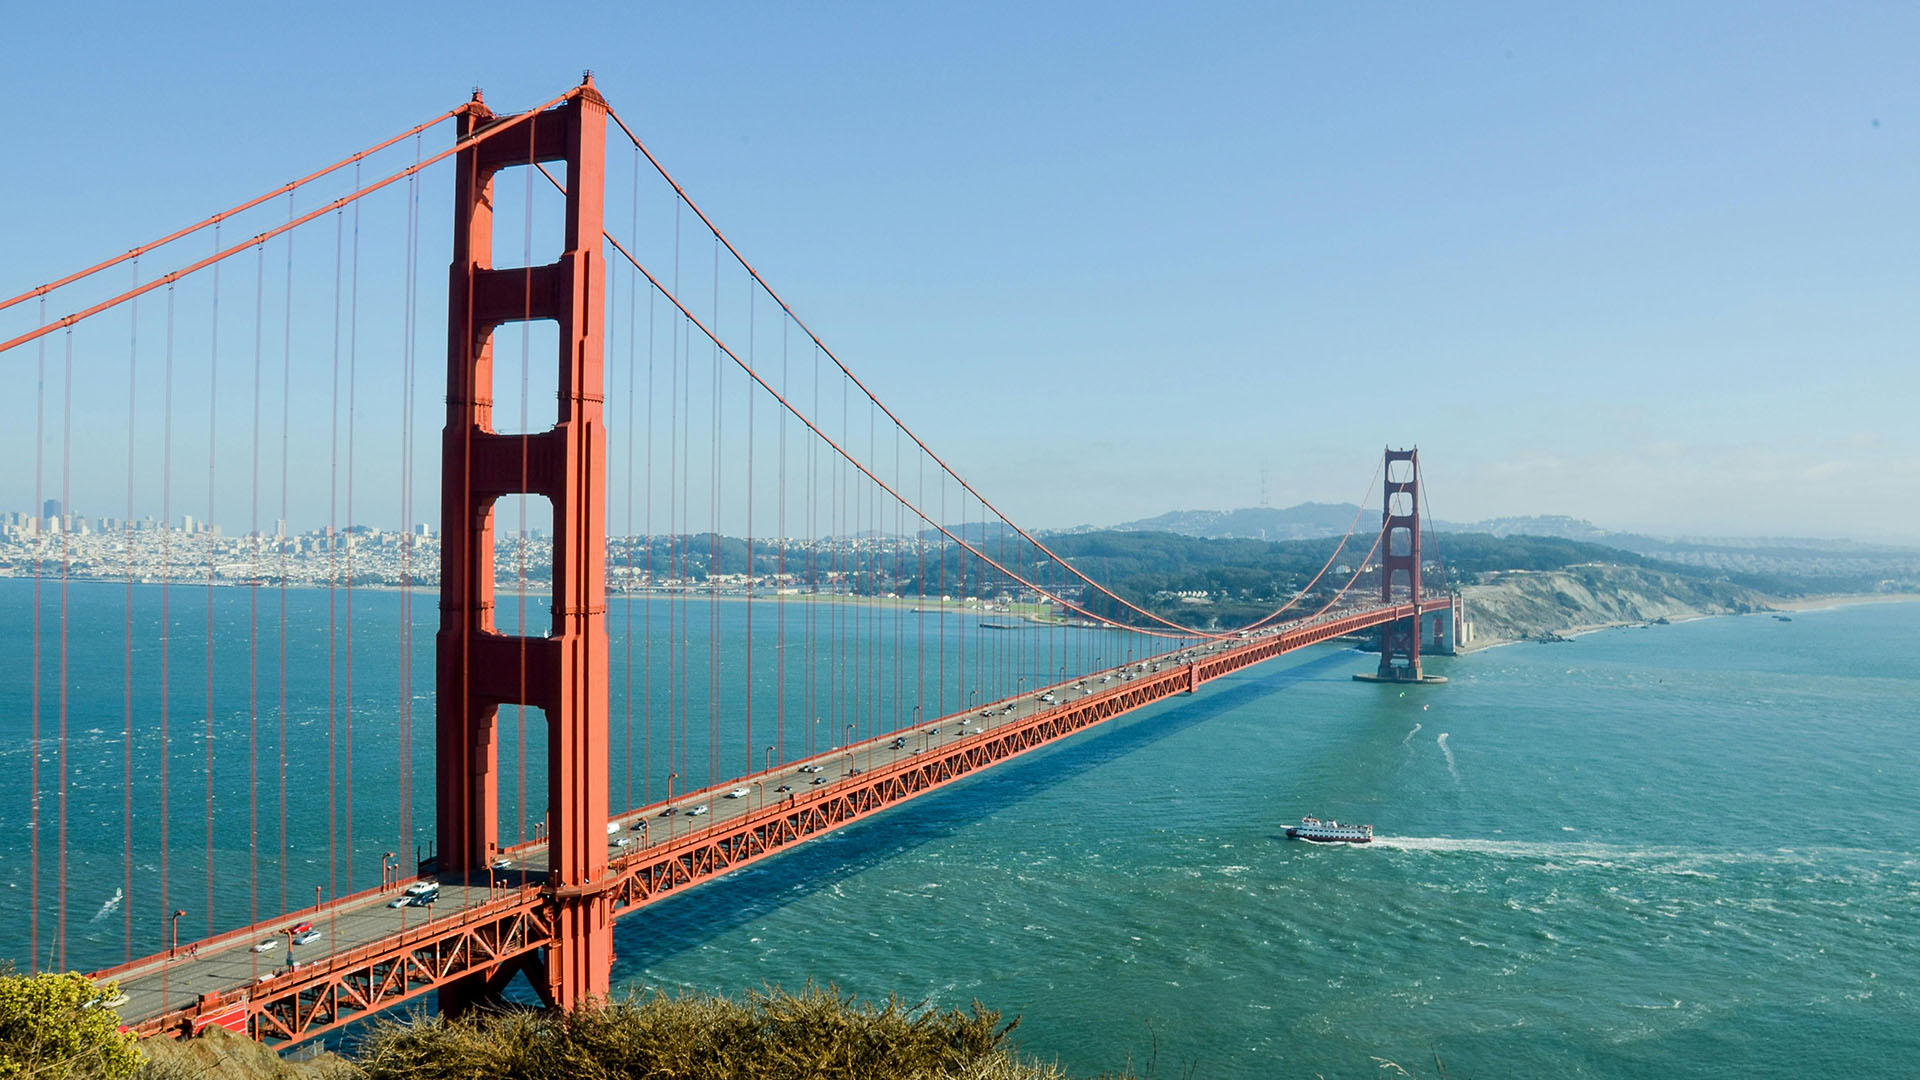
1436,732 -> 1458,781
1365,836 -> 1887,868
91,887 -> 122,923
1401,722 -> 1422,747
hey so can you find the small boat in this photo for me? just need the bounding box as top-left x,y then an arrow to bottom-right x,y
1286,816 -> 1373,844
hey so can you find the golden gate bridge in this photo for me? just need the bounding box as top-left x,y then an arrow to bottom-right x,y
0,76 -> 1455,1045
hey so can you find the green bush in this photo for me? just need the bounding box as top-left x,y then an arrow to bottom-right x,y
0,970 -> 142,1080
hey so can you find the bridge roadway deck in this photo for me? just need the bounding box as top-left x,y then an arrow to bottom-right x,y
96,597 -> 1450,1043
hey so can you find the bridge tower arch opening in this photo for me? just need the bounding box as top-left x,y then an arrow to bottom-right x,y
435,79 -> 613,1012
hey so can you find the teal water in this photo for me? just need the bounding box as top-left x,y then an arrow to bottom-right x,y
0,578 -> 1147,966
3,586 -> 1916,1075
615,603 -> 1920,1077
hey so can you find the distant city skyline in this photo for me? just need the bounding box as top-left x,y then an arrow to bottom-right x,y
4,5 -> 1915,543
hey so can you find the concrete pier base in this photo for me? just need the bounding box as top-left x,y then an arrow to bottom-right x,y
1352,671 -> 1449,685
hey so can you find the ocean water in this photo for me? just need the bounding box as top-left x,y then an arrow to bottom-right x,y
0,577 -> 1146,967
615,603 -> 1920,1078
3,584 -> 1916,1076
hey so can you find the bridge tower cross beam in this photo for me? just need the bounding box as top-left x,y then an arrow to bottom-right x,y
1378,446 -> 1423,680
435,77 -> 613,1012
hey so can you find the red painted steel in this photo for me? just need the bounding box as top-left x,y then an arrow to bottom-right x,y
47,81 -> 1462,1051
436,76 -> 613,1012
122,597 -> 1446,1048
0,94 -> 573,359
0,109 -> 460,315
1378,447 -> 1424,680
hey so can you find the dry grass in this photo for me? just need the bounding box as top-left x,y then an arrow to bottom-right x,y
351,985 -> 1124,1080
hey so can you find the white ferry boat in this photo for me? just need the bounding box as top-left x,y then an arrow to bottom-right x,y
1286,816 -> 1373,844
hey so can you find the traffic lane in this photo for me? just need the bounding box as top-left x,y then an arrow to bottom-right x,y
114,882 -> 496,1025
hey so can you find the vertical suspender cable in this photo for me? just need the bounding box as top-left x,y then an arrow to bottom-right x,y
710,238 -> 720,794
666,202 -> 678,799
58,328 -> 74,970
398,136 -> 422,853
777,316 -> 787,764
644,283 -> 655,806
327,207 -> 342,902
159,284 -> 175,984
30,300 -> 44,972
277,196 -> 294,916
249,241 -> 265,936
745,285 -> 754,776
122,268 -> 138,963
205,225 -> 221,937
344,168 -> 363,891
624,146 -> 640,813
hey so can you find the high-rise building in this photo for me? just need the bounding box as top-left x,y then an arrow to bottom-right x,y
42,499 -> 62,522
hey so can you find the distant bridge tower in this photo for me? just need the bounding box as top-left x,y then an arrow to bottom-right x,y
436,77 -> 613,1011
1378,447 -> 1422,679
1355,446 -> 1446,684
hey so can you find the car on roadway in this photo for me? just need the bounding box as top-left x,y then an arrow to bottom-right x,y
387,896 -> 411,908
291,929 -> 322,946
251,938 -> 279,953
811,777 -> 828,785
630,820 -> 648,831
774,784 -> 793,793
408,889 -> 439,907
891,737 -> 907,749
405,880 -> 440,897
490,857 -> 512,870
799,764 -> 824,773
686,805 -> 709,817
725,787 -> 750,799
611,836 -> 633,848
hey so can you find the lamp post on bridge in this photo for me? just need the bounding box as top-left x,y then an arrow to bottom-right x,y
169,909 -> 185,960
667,772 -> 679,838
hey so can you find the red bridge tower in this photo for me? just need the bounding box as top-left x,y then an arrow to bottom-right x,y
435,78 -> 613,1010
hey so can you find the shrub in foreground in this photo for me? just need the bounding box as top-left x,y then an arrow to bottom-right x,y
356,985 -> 1108,1080
0,970 -> 143,1080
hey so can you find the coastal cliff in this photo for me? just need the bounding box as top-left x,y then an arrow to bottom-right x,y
1458,564 -> 1770,649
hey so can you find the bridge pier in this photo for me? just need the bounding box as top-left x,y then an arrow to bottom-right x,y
1354,447 -> 1448,685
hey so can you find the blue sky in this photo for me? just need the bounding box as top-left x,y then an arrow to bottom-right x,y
4,2 -> 1916,540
